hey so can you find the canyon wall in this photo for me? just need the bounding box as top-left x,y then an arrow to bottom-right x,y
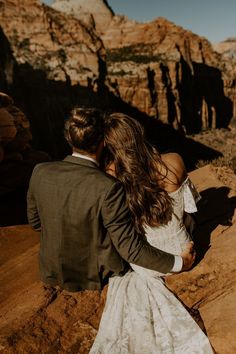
213,37 -> 236,60
51,0 -> 114,35
102,16 -> 236,133
0,0 -> 106,157
0,0 -> 235,154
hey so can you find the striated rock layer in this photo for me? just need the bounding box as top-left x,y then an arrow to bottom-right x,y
51,0 -> 114,35
0,0 -> 106,157
213,37 -> 236,60
0,0 -> 236,152
102,16 -> 236,132
0,165 -> 236,353
0,0 -> 105,84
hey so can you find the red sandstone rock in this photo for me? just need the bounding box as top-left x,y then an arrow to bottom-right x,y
52,0 -> 114,35
1,0 -> 235,135
213,37 -> 236,60
0,0 -> 105,87
101,16 -> 236,132
0,165 -> 236,353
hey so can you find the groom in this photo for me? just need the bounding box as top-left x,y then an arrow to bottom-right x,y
27,108 -> 195,292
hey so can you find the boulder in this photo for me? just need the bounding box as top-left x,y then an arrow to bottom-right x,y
0,92 -> 49,226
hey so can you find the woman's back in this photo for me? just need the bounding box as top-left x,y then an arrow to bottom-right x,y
130,153 -> 198,277
157,152 -> 187,193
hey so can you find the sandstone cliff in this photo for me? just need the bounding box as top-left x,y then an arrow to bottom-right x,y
0,0 -> 104,84
212,38 -> 236,119
1,165 -> 236,353
51,0 -> 114,35
1,0 -> 235,227
0,0 -> 235,151
102,15 -> 236,132
213,37 -> 236,60
0,0 -> 106,157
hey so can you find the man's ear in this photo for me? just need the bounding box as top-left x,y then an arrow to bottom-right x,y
103,140 -> 106,147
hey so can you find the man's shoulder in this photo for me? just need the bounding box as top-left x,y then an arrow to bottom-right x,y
93,168 -> 122,190
32,160 -> 62,173
30,161 -> 66,182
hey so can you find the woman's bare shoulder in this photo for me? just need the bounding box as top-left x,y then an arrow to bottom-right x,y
161,152 -> 187,186
162,152 -> 185,169
105,161 -> 116,177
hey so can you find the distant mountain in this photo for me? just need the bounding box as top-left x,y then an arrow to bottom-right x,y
213,37 -> 236,60
51,0 -> 114,34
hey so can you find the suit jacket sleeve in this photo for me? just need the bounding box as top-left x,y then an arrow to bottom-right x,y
27,167 -> 41,232
102,181 -> 175,274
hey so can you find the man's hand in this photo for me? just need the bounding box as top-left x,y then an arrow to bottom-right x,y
180,241 -> 196,271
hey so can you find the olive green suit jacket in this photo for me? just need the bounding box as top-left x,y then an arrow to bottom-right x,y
27,155 -> 175,291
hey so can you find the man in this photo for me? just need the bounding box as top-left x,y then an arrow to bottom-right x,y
27,108 -> 195,292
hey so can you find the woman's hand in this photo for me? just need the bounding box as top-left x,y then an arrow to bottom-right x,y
180,241 -> 196,271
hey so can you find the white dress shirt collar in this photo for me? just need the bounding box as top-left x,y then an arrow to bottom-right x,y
72,151 -> 99,166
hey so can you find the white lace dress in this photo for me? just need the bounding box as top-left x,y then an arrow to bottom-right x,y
90,178 -> 214,354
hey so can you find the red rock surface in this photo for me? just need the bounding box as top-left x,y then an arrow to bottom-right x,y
102,16 -> 236,132
52,0 -> 114,35
0,0 -> 235,138
0,165 -> 236,353
0,0 -> 105,86
213,37 -> 236,60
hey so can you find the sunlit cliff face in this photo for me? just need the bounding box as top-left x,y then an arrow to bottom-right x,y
213,37 -> 236,61
51,0 -> 114,34
101,15 -> 235,131
0,0 -> 235,155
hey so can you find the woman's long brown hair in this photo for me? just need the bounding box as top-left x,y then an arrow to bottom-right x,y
104,113 -> 173,233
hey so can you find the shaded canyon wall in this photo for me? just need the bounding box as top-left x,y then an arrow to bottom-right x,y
0,0 -> 235,156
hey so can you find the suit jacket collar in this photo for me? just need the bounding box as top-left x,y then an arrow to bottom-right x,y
63,155 -> 99,169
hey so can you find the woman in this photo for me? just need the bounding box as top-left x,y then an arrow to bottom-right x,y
90,113 -> 214,354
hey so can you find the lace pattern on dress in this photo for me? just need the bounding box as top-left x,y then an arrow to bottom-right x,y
89,177 -> 214,354
182,177 -> 201,213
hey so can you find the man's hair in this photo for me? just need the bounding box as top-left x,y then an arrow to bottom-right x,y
65,107 -> 104,153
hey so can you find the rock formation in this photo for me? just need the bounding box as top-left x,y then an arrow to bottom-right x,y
212,38 -> 236,119
0,0 -> 235,147
0,0 -> 104,84
0,92 -> 49,226
0,92 -> 31,162
0,0 -> 106,157
1,165 -> 236,353
1,0 -> 236,224
0,0 -> 235,150
213,37 -> 236,60
51,0 -> 114,35
0,3 -> 236,349
102,16 -> 236,133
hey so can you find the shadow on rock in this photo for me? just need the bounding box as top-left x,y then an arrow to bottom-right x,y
193,186 -> 236,262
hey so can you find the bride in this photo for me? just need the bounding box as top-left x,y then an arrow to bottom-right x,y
90,113 -> 214,354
